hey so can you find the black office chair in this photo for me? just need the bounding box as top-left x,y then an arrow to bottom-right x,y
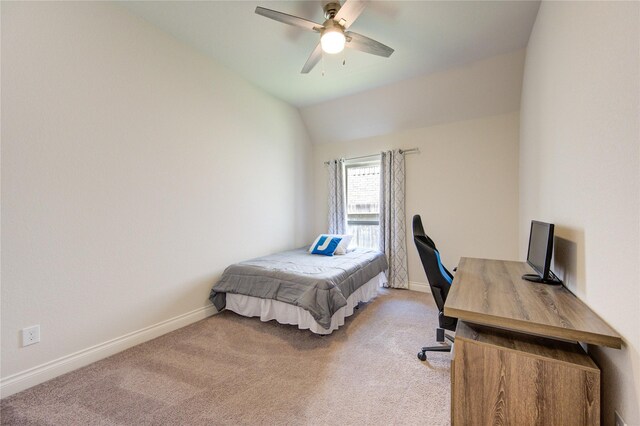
412,215 -> 457,361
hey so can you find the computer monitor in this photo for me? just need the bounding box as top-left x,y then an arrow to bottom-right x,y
522,220 -> 562,285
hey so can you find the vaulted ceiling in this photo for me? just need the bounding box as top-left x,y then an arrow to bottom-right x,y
123,1 -> 540,107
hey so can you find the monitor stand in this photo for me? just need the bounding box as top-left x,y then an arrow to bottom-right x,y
522,273 -> 563,285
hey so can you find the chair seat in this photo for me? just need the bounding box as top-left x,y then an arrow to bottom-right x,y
439,312 -> 457,332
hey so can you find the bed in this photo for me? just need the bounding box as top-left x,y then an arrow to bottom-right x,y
209,247 -> 388,334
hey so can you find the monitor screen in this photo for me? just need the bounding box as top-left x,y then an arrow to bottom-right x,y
526,220 -> 554,278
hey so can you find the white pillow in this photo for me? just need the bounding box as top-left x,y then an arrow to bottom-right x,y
333,234 -> 353,255
309,234 -> 353,255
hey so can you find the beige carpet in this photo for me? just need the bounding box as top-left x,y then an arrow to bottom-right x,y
1,289 -> 451,425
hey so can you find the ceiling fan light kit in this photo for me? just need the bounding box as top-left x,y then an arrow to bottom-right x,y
255,0 -> 394,74
320,21 -> 346,54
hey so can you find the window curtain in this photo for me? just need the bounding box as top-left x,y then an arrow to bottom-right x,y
379,150 -> 409,288
327,159 -> 346,234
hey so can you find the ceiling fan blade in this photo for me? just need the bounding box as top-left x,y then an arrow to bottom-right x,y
345,31 -> 394,57
301,43 -> 323,74
334,0 -> 367,29
255,6 -> 323,32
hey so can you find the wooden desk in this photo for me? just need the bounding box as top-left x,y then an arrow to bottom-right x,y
445,257 -> 621,425
445,257 -> 621,348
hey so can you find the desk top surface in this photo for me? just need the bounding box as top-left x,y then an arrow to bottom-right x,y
444,257 -> 622,349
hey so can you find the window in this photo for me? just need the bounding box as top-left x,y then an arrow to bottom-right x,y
345,160 -> 381,249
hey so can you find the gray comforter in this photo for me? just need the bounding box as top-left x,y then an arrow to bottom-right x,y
209,247 -> 388,329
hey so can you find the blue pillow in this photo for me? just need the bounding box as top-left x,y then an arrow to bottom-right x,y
311,235 -> 343,256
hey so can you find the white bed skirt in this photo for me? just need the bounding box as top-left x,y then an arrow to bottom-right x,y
225,272 -> 387,335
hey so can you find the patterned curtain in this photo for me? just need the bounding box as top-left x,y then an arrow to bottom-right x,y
327,159 -> 346,234
379,150 -> 409,288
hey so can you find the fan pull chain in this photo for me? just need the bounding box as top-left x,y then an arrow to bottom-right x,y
321,50 -> 326,77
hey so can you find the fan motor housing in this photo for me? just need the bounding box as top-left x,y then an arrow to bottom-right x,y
323,2 -> 341,20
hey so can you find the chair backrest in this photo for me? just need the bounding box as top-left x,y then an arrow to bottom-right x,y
412,215 -> 453,312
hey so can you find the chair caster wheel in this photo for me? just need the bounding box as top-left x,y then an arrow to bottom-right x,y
417,351 -> 427,361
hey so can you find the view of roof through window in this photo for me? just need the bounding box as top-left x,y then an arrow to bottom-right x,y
346,162 -> 381,250
346,164 -> 380,214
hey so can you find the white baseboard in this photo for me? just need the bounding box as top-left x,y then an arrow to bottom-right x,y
408,281 -> 431,293
0,305 -> 217,398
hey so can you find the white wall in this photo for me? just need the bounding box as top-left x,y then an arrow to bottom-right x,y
313,112 -> 521,289
308,52 -> 523,289
1,1 -> 313,395
300,49 -> 525,145
520,1 -> 640,424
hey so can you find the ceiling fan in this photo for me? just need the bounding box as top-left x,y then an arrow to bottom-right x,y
255,0 -> 394,74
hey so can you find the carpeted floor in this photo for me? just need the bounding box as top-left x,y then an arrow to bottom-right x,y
1,288 -> 451,425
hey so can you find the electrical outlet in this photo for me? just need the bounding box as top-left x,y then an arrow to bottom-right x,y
615,411 -> 627,426
22,325 -> 40,347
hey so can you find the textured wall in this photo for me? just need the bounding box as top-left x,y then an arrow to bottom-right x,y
313,112 -> 521,289
300,49 -> 525,145
1,1 -> 313,388
519,1 -> 640,423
